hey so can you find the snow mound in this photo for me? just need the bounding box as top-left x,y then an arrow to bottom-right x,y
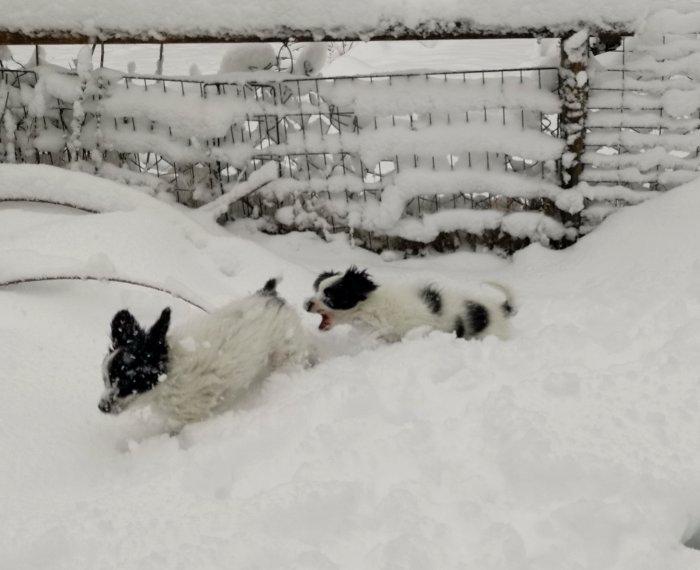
2,165 -> 700,569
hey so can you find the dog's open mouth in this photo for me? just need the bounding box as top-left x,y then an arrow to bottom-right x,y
319,312 -> 333,331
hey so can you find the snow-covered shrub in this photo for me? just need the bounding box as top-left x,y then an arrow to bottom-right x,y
219,44 -> 278,73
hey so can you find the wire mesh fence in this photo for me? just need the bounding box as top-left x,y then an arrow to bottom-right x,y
0,62 -> 570,252
585,34 -> 700,191
2,24 -> 700,254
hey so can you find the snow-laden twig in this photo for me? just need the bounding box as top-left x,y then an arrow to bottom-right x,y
197,161 -> 280,220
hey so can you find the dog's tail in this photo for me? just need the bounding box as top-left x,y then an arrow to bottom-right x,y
259,276 -> 282,296
482,281 -> 517,317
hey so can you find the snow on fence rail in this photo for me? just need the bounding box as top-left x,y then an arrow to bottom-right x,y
0,61 -> 579,252
585,24 -> 700,191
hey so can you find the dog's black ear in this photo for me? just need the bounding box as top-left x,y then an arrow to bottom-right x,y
110,309 -> 144,347
147,307 -> 171,349
260,278 -> 279,296
344,266 -> 378,296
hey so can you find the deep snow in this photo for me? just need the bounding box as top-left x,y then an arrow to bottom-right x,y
2,163 -> 700,569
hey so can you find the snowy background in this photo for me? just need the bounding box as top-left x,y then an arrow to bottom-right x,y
3,25 -> 700,570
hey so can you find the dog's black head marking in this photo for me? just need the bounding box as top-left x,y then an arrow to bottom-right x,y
454,318 -> 466,339
465,302 -> 489,336
420,286 -> 443,315
100,308 -> 171,413
454,303 -> 488,339
321,266 -> 378,310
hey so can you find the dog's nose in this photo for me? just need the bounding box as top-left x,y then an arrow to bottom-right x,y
98,400 -> 111,413
304,299 -> 315,312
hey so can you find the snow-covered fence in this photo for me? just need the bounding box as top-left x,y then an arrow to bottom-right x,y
3,3 -> 700,254
585,13 -> 700,191
222,67 -> 566,252
0,61 -> 575,252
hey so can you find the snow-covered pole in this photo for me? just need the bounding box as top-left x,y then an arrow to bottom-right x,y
91,68 -> 106,174
155,43 -> 164,76
0,80 -> 16,163
68,45 -> 94,169
559,29 -> 590,189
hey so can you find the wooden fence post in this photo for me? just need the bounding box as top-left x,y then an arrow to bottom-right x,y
559,29 -> 590,189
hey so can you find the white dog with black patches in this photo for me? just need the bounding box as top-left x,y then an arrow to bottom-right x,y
305,267 -> 516,342
99,278 -> 312,425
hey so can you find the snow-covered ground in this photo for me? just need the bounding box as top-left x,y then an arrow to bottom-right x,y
2,159 -> 700,569
3,26 -> 700,569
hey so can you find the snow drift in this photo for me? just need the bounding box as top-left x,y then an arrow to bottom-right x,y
1,164 -> 700,569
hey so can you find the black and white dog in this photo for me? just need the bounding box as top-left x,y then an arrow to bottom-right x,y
99,278 -> 311,425
305,267 -> 515,342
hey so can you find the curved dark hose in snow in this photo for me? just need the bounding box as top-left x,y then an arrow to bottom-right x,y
0,197 -> 101,213
0,275 -> 209,312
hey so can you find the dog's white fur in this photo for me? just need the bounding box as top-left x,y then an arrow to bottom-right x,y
109,292 -> 311,425
307,275 -> 515,343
